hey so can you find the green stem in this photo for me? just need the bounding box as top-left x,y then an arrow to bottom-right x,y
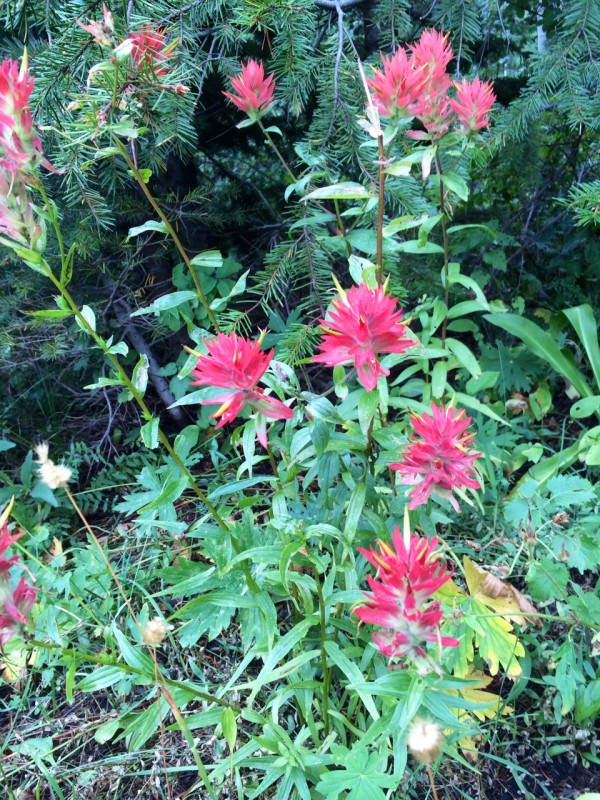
312,565 -> 331,738
34,203 -> 259,594
112,137 -> 220,333
435,152 -> 451,346
267,443 -> 282,488
258,119 -> 297,182
375,134 -> 386,284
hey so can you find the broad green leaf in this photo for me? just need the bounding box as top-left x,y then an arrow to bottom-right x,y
526,557 -> 569,602
130,291 -> 197,317
221,708 -> 238,752
302,182 -> 375,201
571,396 -> 600,419
441,172 -> 469,201
191,250 -> 223,271
132,354 -> 149,395
344,482 -> 366,543
126,220 -> 168,240
465,598 -> 524,678
484,313 -> 593,399
446,337 -> 481,379
562,304 -> 600,390
140,417 -> 159,449
77,665 -> 125,692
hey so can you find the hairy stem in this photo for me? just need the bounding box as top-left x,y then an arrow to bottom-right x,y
312,565 -> 331,738
375,134 -> 386,284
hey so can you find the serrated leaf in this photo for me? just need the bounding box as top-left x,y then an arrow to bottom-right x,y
465,599 -> 524,678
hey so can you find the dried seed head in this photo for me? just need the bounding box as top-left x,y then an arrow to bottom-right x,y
142,617 -> 169,646
407,718 -> 443,764
552,512 -> 570,528
35,443 -> 72,489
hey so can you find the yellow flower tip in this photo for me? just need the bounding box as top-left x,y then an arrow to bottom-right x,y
257,328 -> 268,347
183,345 -> 203,358
142,617 -> 171,646
331,274 -> 347,302
214,397 -> 234,417
19,48 -> 29,80
407,718 -> 443,764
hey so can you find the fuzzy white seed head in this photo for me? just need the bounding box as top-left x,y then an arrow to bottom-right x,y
407,719 -> 443,764
34,442 -> 50,464
142,617 -> 170,646
38,460 -> 72,490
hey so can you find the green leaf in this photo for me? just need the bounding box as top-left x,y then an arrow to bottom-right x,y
191,250 -> 223,271
446,337 -> 481,379
0,439 -> 15,452
77,665 -> 125,692
466,599 -> 524,678
484,313 -> 593,399
140,417 -> 159,449
562,304 -> 600,390
431,359 -> 447,399
132,354 -> 149,395
130,291 -> 197,317
221,708 -> 238,752
571,396 -> 600,419
526,557 -> 569,602
126,220 -> 168,240
441,172 -> 469,201
343,483 -> 366,543
94,718 -> 121,744
302,182 -> 375,201
75,305 -> 96,334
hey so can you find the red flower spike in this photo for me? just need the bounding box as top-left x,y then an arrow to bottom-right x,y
408,29 -> 454,137
313,283 -> 413,392
0,55 -> 48,176
391,404 -> 482,511
449,77 -> 496,132
222,60 -> 276,120
0,524 -> 24,577
354,529 -> 458,660
130,26 -> 170,77
190,332 -> 293,448
0,575 -> 37,647
409,29 -> 453,80
367,48 -> 426,120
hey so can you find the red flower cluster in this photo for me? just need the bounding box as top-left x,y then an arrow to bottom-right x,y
368,28 -> 495,136
129,26 -> 171,78
0,55 -> 44,176
0,55 -> 48,249
223,60 -> 276,121
313,283 -> 413,392
391,404 -> 481,511
0,525 -> 36,648
355,528 -> 458,660
191,332 -> 293,447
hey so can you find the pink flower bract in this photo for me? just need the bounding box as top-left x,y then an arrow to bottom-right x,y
223,60 -> 276,120
355,529 -> 458,660
391,404 -> 482,511
367,48 -> 425,119
0,56 -> 46,175
190,332 -> 293,447
313,284 -> 413,392
450,77 -> 496,132
130,26 -> 170,77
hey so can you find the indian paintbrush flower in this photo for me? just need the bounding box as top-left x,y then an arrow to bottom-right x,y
391,404 -> 481,512
190,332 -> 293,447
449,77 -> 496,132
0,525 -> 36,648
0,54 -> 48,177
354,528 -> 458,661
223,60 -> 276,121
77,3 -> 115,49
313,282 -> 413,392
367,47 -> 425,120
129,26 -> 172,77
